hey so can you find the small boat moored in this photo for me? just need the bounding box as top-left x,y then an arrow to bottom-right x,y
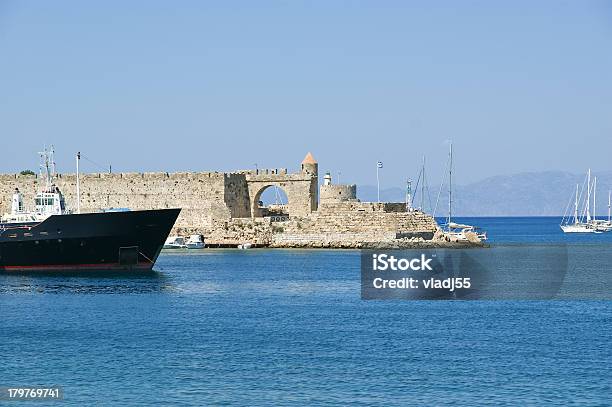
185,234 -> 205,249
164,236 -> 187,249
447,222 -> 488,241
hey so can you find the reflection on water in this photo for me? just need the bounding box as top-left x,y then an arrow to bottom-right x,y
0,271 -> 172,294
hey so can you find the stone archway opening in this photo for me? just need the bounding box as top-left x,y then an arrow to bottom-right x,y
253,184 -> 289,218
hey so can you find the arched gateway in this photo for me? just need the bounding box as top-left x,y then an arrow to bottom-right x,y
246,153 -> 318,218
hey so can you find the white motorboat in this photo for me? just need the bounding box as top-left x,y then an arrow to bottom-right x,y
185,234 -> 205,249
164,236 -> 186,249
237,243 -> 252,249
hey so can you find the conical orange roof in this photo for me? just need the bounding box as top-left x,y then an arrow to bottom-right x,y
301,152 -> 317,164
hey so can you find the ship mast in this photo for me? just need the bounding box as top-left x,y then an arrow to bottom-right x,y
39,146 -> 56,191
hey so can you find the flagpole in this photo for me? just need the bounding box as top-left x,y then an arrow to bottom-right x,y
376,163 -> 380,203
76,151 -> 81,214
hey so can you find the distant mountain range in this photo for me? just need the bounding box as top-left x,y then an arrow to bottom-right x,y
357,171 -> 612,217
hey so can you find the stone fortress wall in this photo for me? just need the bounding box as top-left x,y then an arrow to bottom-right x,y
0,171 -> 235,230
0,152 -> 443,247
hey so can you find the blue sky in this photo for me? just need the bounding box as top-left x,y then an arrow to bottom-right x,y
1,1 -> 611,187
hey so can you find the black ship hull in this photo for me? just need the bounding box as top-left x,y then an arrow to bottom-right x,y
0,209 -> 180,272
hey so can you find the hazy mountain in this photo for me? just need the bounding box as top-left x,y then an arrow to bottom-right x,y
357,171 -> 612,217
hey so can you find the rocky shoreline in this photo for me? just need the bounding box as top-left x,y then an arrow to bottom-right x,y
177,218 -> 486,249
269,240 -> 485,249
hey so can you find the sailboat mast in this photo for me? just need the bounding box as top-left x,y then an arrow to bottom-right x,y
448,142 -> 453,228
420,156 -> 425,211
608,191 -> 612,223
574,184 -> 579,225
593,176 -> 597,221
586,169 -> 591,222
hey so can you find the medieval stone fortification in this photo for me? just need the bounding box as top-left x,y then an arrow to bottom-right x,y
0,152 -> 455,248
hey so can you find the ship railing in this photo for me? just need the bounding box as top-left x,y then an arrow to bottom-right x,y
0,224 -> 36,233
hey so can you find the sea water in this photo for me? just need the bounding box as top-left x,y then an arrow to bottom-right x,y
1,217 -> 610,405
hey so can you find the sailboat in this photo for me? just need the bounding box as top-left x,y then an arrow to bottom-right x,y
605,190 -> 612,231
443,142 -> 487,241
560,169 -> 600,233
589,187 -> 612,232
607,190 -> 612,230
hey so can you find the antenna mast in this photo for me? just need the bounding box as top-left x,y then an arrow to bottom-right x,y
39,145 -> 55,191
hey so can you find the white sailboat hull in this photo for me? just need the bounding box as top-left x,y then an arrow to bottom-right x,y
560,224 -> 596,233
589,221 -> 612,232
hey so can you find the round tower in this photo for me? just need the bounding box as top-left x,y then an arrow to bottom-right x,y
301,152 -> 318,177
301,152 -> 318,212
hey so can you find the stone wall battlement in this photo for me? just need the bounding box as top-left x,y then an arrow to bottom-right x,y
235,168 -> 288,176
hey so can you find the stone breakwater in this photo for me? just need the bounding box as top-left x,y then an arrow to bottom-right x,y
166,201 -> 478,249
1,154 -> 481,248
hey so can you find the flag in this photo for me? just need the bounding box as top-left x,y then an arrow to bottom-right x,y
377,161 -> 383,168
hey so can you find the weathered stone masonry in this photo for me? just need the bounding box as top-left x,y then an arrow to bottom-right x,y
0,164 -> 316,229
0,153 -> 441,247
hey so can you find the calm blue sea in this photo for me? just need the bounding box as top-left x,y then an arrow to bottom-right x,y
1,217 -> 610,405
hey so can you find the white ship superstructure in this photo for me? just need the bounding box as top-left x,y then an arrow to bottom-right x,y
1,146 -> 66,224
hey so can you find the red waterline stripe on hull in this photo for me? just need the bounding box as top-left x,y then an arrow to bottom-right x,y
0,262 -> 153,272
